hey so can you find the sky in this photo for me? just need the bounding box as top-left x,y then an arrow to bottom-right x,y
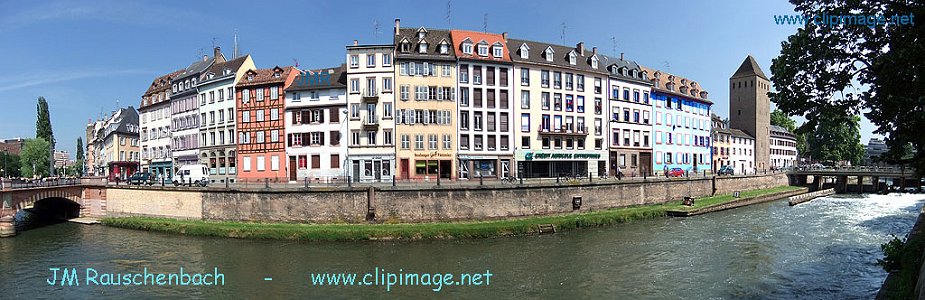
0,0 -> 883,159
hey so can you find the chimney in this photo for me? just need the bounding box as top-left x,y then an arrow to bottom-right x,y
502,32 -> 508,41
214,47 -> 225,63
353,40 -> 358,46
592,47 -> 597,56
394,18 -> 401,36
576,42 -> 584,55
202,55 -> 209,62
620,52 -> 624,60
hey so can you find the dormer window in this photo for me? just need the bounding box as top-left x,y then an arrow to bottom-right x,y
520,44 -> 529,59
492,45 -> 503,58
419,42 -> 428,53
590,56 -> 599,69
478,45 -> 488,56
544,47 -> 554,62
568,52 -> 577,65
273,72 -> 280,78
642,71 -> 648,80
207,73 -> 215,79
462,42 -> 473,54
417,27 -> 427,39
400,40 -> 411,53
440,44 -> 448,54
630,69 -> 637,78
621,68 -> 628,76
247,74 -> 254,81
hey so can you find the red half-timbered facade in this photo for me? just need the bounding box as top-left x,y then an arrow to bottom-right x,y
235,66 -> 299,181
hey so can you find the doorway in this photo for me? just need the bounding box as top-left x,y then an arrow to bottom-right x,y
289,156 -> 297,181
640,153 -> 652,176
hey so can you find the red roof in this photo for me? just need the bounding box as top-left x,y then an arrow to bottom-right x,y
449,30 -> 511,62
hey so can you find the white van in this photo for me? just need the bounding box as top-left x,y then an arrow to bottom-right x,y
173,164 -> 210,187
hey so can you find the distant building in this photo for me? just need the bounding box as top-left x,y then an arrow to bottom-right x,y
770,125 -> 798,168
864,138 -> 889,165
235,66 -> 299,182
644,67 -> 713,175
89,107 -> 141,180
140,69 -> 183,180
197,50 -> 255,184
729,55 -> 771,171
346,39 -> 396,183
602,53 -> 653,177
285,65 -> 347,182
0,138 -> 24,155
171,51 -> 217,172
53,150 -> 71,169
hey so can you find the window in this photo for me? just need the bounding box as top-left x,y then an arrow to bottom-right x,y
270,108 -> 279,121
350,55 -> 359,67
428,134 -> 438,149
478,45 -> 488,56
541,70 -> 550,87
367,130 -> 377,145
400,85 -> 409,101
366,54 -> 375,67
565,73 -> 573,90
541,92 -> 550,110
242,156 -> 252,171
520,91 -> 530,109
492,46 -> 503,57
459,65 -> 469,83
256,156 -> 266,171
553,72 -> 562,89
383,102 -> 393,118
350,79 -> 360,93
521,113 -> 530,132
440,44 -> 448,54
442,64 -> 451,77
415,134 -> 424,150
242,89 -> 250,103
576,75 -> 585,91
463,43 -> 473,54
382,53 -> 392,66
521,68 -> 530,86
256,88 -> 264,101
577,96 -> 585,113
401,134 -> 410,149
270,87 -> 278,99
256,109 -> 265,122
384,130 -> 393,145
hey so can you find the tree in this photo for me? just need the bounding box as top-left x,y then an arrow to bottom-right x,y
20,138 -> 50,178
770,0 -> 925,174
770,109 -> 809,158
0,152 -> 21,178
809,113 -> 865,166
36,97 -> 55,176
76,137 -> 84,177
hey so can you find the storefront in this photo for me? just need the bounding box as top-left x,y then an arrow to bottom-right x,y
108,161 -> 139,182
148,161 -> 173,181
457,155 -> 513,179
402,151 -> 454,180
349,154 -> 394,182
515,150 -> 606,178
608,150 -> 652,177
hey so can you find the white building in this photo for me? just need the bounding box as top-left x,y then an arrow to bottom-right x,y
726,128 -> 755,174
601,54 -> 653,177
196,50 -> 254,183
770,125 -> 798,169
284,65 -> 348,182
172,55 -> 215,170
346,44 -> 396,182
140,69 -> 182,179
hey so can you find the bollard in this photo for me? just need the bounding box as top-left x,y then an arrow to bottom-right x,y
265,178 -> 269,189
479,174 -> 483,186
348,176 -> 352,188
392,175 -> 396,187
520,176 -> 524,185
588,172 -> 592,182
557,175 -> 560,184
225,180 -> 229,188
437,174 -> 441,186
304,177 -> 309,188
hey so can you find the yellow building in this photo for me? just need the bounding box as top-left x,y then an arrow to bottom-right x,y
393,22 -> 457,180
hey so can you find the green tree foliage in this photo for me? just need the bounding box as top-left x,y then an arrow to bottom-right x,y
76,137 -> 84,176
36,97 -> 55,176
770,0 -> 924,174
20,138 -> 51,178
810,114 -> 865,165
0,152 -> 21,177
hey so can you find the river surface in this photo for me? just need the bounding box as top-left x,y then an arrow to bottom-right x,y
1,193 -> 923,299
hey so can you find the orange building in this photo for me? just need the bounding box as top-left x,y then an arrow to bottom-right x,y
235,66 -> 299,182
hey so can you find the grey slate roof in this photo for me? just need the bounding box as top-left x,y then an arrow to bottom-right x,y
199,55 -> 251,84
506,38 -> 607,75
175,57 -> 216,81
732,55 -> 768,80
394,27 -> 457,61
287,64 -> 347,91
598,54 -> 651,86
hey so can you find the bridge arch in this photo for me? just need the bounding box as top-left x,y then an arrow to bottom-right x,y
27,197 -> 82,220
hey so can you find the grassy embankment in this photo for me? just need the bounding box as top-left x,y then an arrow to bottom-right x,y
101,185 -> 805,241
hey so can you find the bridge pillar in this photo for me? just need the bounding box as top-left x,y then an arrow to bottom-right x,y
871,176 -> 879,193
835,176 -> 847,193
856,176 -> 864,193
812,175 -> 823,191
0,215 -> 14,237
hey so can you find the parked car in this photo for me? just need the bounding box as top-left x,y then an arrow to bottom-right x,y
667,167 -> 685,177
172,164 -> 210,187
128,172 -> 153,185
718,165 -> 735,176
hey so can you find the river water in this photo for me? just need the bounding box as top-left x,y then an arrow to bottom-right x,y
1,193 -> 923,299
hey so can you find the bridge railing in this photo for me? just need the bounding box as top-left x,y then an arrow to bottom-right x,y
1,177 -> 84,190
791,165 -> 908,173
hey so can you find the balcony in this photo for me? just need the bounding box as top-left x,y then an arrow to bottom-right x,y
363,116 -> 379,129
362,88 -> 379,102
537,125 -> 589,136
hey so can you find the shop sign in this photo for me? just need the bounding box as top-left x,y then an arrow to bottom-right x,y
524,152 -> 602,161
414,151 -> 452,158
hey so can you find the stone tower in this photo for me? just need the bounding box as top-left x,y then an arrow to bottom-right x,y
729,55 -> 770,170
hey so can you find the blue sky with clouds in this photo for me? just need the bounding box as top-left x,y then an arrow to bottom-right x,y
0,0 -> 881,158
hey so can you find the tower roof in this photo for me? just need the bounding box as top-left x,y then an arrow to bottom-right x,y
732,55 -> 768,80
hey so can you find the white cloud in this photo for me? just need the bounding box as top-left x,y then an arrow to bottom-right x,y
0,69 -> 149,92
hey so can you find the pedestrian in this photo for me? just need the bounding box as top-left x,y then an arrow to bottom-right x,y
663,165 -> 669,178
616,166 -> 623,180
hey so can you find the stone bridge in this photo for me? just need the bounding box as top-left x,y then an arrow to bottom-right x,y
0,180 -> 108,237
787,167 -> 921,193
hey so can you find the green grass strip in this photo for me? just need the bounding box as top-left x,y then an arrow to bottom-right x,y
101,186 -> 803,241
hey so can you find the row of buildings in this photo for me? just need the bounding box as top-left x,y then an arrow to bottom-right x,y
94,20 -> 796,183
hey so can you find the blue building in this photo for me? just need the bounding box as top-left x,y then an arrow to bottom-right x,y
643,68 -> 712,176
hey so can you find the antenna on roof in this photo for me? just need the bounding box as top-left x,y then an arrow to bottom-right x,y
212,37 -> 217,49
446,0 -> 452,27
560,22 -> 567,44
233,29 -> 239,59
662,61 -> 671,71
293,58 -> 299,68
483,13 -> 488,33
197,48 -> 203,60
374,19 -> 381,40
611,36 -> 617,56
